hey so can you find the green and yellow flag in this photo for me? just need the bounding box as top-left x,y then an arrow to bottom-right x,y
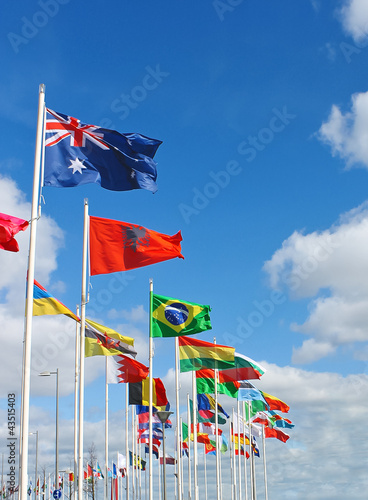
151,293 -> 211,338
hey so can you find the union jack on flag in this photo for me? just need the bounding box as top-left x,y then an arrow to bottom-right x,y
43,108 -> 162,193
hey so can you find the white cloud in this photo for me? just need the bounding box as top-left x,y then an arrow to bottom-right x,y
340,0 -> 368,42
264,202 -> 368,362
318,91 -> 368,169
107,304 -> 148,323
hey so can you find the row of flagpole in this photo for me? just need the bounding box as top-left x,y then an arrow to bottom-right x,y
20,85 -> 279,500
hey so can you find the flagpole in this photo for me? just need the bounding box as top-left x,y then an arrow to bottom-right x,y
148,279 -> 153,500
247,402 -> 254,500
242,403 -> 248,500
20,83 -> 45,500
175,337 -> 182,500
191,372 -> 198,500
186,395 -> 192,500
237,401 -> 241,500
105,357 -> 109,500
229,417 -> 234,500
131,406 -> 136,500
78,198 -> 89,500
232,410 -> 237,500
204,445 -> 207,500
262,426 -> 268,500
213,337 -> 220,500
125,385 -> 129,500
74,306 -> 80,500
179,418 -> 184,500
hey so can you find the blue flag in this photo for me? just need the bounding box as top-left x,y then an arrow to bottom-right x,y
44,109 -> 162,193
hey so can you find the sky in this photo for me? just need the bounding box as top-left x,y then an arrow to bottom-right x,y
1,0 -> 368,498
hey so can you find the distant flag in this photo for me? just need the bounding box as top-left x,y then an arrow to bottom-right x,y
205,442 -> 216,455
264,426 -> 290,443
197,393 -> 229,418
118,453 -> 127,476
145,444 -> 159,459
95,461 -> 104,479
151,294 -> 211,338
129,451 -> 146,470
32,280 -> 79,321
237,383 -> 269,412
84,319 -> 137,358
68,473 -> 74,482
135,403 -> 170,415
44,108 -> 162,193
0,212 -> 28,252
159,454 -> 176,465
107,355 -> 149,384
182,442 -> 189,457
189,399 -> 227,425
260,391 -> 290,413
178,336 -> 235,372
89,216 -> 184,276
129,377 -> 168,408
219,352 -> 266,381
196,368 -> 240,398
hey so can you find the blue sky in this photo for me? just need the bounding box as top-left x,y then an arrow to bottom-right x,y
1,0 -> 368,498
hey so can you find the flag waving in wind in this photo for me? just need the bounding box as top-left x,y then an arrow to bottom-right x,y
151,294 -> 211,338
0,213 -> 29,252
89,216 -> 183,275
44,108 -> 162,193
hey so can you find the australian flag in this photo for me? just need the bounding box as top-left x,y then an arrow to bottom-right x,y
43,108 -> 162,193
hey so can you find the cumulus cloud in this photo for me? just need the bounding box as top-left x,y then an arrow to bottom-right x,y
318,91 -> 368,169
340,0 -> 368,42
264,202 -> 368,363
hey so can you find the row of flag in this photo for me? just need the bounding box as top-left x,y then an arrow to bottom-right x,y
5,101 -> 294,499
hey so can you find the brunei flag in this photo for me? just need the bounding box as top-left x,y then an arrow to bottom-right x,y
32,280 -> 79,321
151,294 -> 211,338
178,336 -> 235,372
129,377 -> 169,408
85,319 -> 137,358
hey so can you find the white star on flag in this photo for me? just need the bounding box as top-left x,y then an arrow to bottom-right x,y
68,158 -> 87,174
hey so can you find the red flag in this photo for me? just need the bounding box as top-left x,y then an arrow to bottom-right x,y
0,213 -> 29,252
264,427 -> 290,443
107,355 -> 149,384
89,216 -> 184,275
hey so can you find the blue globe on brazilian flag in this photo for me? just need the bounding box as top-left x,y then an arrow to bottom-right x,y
151,293 -> 212,338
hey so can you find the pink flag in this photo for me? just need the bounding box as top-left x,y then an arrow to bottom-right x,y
0,213 -> 29,252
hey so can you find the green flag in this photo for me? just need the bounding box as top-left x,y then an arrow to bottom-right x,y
151,293 -> 212,338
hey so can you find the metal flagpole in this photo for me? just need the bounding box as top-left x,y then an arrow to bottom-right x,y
158,450 -> 161,500
242,403 -> 248,500
125,385 -> 129,500
247,402 -> 254,500
262,426 -> 268,500
74,306 -> 80,500
237,401 -> 241,500
229,418 -> 234,500
148,279 -> 153,500
105,358 -> 109,500
213,337 -> 220,500
78,199 -> 89,500
186,395 -> 192,500
179,419 -> 184,500
191,372 -> 198,500
20,83 -> 45,500
174,337 -> 182,500
232,409 -> 237,500
131,406 -> 135,500
203,445 -> 207,500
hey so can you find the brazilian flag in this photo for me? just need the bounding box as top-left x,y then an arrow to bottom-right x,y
151,293 -> 212,338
